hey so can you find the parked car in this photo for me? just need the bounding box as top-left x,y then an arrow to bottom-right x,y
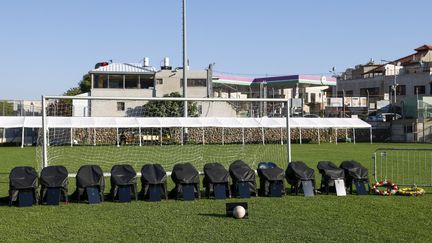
302,114 -> 320,118
367,113 -> 401,122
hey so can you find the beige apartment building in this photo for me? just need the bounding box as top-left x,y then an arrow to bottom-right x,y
337,45 -> 432,104
336,45 -> 432,142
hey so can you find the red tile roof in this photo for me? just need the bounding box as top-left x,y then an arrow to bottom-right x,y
415,45 -> 432,52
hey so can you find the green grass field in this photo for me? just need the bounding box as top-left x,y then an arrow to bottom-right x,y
0,143 -> 431,242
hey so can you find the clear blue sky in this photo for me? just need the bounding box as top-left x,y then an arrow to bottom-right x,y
1,0 -> 431,100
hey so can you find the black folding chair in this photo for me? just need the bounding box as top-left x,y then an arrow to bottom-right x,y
340,160 -> 370,195
74,165 -> 105,204
9,166 -> 39,207
203,163 -> 230,199
229,160 -> 257,198
40,165 -> 68,205
317,161 -> 345,195
110,164 -> 137,203
285,161 -> 315,197
140,164 -> 168,202
170,163 -> 200,200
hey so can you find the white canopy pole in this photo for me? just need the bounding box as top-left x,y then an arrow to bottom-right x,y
181,128 -> 184,145
345,128 -> 348,143
317,128 -> 320,144
139,127 -> 142,146
21,126 -> 24,148
202,127 -> 205,145
2,128 -> 5,144
286,99 -> 291,163
159,128 -> 163,146
116,128 -> 119,147
261,127 -> 265,145
242,127 -> 245,145
280,127 -> 283,145
222,127 -> 225,145
335,128 -> 338,145
93,128 -> 96,146
370,127 -> 373,144
353,128 -> 356,144
299,128 -> 302,144
70,128 -> 73,147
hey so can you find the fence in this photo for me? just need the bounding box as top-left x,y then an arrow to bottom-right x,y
0,100 -> 42,116
373,148 -> 432,186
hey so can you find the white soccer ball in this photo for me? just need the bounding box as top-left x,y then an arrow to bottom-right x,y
233,206 -> 246,219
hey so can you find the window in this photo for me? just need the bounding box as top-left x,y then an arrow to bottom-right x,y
94,74 -> 108,88
414,85 -> 425,95
360,87 -> 379,96
310,93 -> 316,103
405,125 -> 413,133
156,79 -> 163,85
109,75 -> 123,88
189,79 -> 206,87
396,85 -> 406,95
345,90 -> 353,96
117,102 -> 125,111
389,85 -> 406,95
125,75 -> 139,88
140,78 -> 153,89
180,79 -> 207,87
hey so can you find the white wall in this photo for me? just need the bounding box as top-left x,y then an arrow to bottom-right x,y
90,89 -> 153,117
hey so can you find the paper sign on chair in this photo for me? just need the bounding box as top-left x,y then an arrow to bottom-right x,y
334,179 -> 346,196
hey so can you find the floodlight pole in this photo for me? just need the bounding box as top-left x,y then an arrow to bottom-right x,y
182,0 -> 188,118
182,0 -> 188,144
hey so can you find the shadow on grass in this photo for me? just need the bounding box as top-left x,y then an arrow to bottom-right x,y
198,213 -> 227,218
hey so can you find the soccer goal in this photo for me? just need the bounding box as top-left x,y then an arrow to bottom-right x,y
36,96 -> 291,175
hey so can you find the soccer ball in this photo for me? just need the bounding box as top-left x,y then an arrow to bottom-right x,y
233,206 -> 246,219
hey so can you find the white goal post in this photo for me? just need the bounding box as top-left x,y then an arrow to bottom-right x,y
40,96 -> 292,173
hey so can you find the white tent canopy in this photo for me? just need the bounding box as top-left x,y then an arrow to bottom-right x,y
0,116 -> 372,149
0,116 -> 371,129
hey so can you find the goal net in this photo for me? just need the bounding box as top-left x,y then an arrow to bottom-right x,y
36,96 -> 291,174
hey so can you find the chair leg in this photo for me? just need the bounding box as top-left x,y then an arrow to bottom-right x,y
326,179 -> 329,195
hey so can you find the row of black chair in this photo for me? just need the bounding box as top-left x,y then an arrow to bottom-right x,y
8,160 -> 369,206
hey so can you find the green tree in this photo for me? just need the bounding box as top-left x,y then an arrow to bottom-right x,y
0,101 -> 14,116
141,92 -> 198,117
78,74 -> 91,93
64,74 -> 91,96
55,74 -> 91,116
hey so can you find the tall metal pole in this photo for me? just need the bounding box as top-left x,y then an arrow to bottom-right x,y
393,74 -> 397,104
42,96 -> 48,168
182,0 -> 188,118
366,90 -> 369,116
